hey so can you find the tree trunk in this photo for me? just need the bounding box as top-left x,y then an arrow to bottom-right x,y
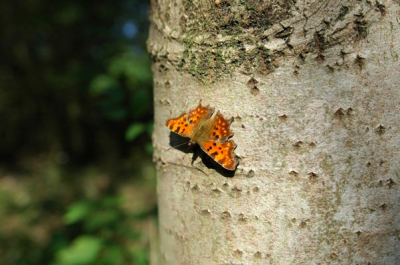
148,0 -> 400,264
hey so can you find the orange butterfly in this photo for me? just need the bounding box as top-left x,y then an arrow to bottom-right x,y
166,103 -> 238,171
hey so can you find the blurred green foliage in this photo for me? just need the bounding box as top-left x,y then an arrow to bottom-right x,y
0,162 -> 156,265
56,196 -> 155,265
0,0 -> 152,164
0,0 -> 155,264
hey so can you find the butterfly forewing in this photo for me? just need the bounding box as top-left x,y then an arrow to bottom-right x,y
166,103 -> 214,138
188,103 -> 214,127
209,111 -> 234,142
166,113 -> 192,137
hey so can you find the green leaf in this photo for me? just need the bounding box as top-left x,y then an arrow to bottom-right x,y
56,236 -> 102,265
109,55 -> 152,84
64,201 -> 93,225
125,123 -> 146,141
129,246 -> 149,265
101,196 -> 122,208
101,245 -> 124,264
85,210 -> 120,231
89,75 -> 118,95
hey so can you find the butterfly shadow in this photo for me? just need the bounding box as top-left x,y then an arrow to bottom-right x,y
168,132 -> 236,178
168,132 -> 194,153
200,153 -> 236,177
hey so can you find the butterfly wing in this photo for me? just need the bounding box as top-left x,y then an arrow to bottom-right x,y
208,111 -> 234,141
187,103 -> 214,127
166,103 -> 214,137
201,140 -> 238,170
167,103 -> 238,170
199,110 -> 237,170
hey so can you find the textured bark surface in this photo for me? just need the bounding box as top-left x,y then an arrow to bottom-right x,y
148,0 -> 400,264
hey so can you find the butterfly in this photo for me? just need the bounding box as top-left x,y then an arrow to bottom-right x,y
166,102 -> 238,171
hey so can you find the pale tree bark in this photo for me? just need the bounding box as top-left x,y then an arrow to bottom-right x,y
148,0 -> 400,264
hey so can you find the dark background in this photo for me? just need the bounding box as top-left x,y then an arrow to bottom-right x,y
0,0 -> 155,264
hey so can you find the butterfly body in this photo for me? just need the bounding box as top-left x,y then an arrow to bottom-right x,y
166,103 -> 238,171
189,118 -> 213,144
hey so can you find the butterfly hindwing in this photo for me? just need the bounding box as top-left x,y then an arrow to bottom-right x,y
200,140 -> 238,170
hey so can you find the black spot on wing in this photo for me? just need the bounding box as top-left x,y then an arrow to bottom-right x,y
210,151 -> 219,158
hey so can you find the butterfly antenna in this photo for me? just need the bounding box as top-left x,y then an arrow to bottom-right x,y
167,141 -> 195,167
167,141 -> 190,151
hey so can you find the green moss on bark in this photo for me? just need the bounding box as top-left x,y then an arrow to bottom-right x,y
178,0 -> 294,82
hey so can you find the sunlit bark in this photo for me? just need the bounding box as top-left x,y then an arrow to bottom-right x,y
149,1 -> 400,264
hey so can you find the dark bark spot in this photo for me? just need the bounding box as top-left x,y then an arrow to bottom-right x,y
375,124 -> 386,135
251,86 -> 259,95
